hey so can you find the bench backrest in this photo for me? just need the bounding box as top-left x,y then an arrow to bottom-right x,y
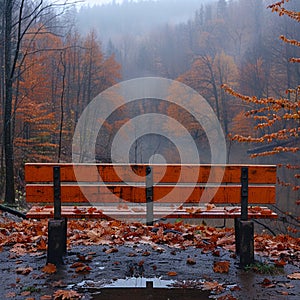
25,163 -> 276,205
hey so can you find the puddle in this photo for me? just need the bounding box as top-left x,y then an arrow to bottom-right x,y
74,277 -> 212,300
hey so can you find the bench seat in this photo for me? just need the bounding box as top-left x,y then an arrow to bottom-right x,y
26,205 -> 277,219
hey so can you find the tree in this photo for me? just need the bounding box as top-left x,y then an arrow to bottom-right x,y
222,0 -> 300,228
1,0 -> 71,205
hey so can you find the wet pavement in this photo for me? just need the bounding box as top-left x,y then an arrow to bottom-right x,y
0,242 -> 299,299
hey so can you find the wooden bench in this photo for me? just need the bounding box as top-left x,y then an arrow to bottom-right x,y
25,163 -> 277,266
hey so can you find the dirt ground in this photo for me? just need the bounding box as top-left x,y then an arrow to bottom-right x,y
0,212 -> 300,299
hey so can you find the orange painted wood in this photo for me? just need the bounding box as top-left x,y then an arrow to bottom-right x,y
153,164 -> 276,184
26,184 -> 146,203
25,163 -> 147,183
25,163 -> 277,184
26,184 -> 275,204
25,163 -> 277,220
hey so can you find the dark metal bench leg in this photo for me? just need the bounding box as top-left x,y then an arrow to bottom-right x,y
46,166 -> 67,265
47,218 -> 66,265
146,166 -> 153,226
239,220 -> 254,267
238,167 -> 254,267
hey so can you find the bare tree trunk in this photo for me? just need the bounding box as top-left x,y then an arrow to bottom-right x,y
0,1 -> 5,197
4,0 -> 15,205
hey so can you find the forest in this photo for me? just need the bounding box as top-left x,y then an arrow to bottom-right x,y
0,0 -> 299,232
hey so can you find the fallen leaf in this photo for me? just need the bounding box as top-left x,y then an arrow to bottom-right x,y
142,251 -> 151,256
213,261 -> 230,273
105,247 -> 118,254
40,296 -> 52,300
5,292 -> 16,298
77,254 -> 93,262
37,237 -> 47,250
287,272 -> 300,280
75,264 -> 91,273
87,207 -> 97,214
278,291 -> 289,296
186,207 -> 202,214
202,281 -> 224,293
206,203 -> 216,211
16,267 -> 33,275
138,260 -> 144,266
274,259 -> 286,267
70,262 -> 85,268
167,271 -> 177,276
21,291 -> 31,296
42,263 -> 57,274
52,280 -> 67,287
261,278 -> 275,288
186,258 -> 196,265
53,289 -> 82,299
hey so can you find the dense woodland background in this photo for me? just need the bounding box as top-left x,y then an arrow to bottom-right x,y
0,0 -> 299,232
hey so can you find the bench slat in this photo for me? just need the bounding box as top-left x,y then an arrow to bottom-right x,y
26,205 -> 278,220
26,184 -> 276,204
25,164 -> 277,184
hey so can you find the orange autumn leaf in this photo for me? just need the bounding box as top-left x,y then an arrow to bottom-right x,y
37,237 -> 47,250
53,289 -> 82,299
20,291 -> 31,297
186,207 -> 202,214
16,267 -> 33,275
167,271 -> 177,276
105,247 -> 118,254
75,264 -> 92,273
70,262 -> 85,268
261,278 -> 275,288
40,296 -> 52,300
73,208 -> 84,214
202,281 -> 224,292
213,261 -> 230,273
206,203 -> 216,211
87,207 -> 97,214
186,258 -> 196,265
42,263 -> 57,274
274,259 -> 287,267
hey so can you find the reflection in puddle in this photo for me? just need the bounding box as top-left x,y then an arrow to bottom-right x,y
86,277 -> 211,300
103,277 -> 175,288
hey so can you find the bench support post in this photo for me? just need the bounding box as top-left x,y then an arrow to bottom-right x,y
53,166 -> 61,220
47,218 -> 66,265
146,166 -> 153,226
47,166 -> 67,265
241,167 -> 248,221
237,167 -> 254,267
239,220 -> 254,267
